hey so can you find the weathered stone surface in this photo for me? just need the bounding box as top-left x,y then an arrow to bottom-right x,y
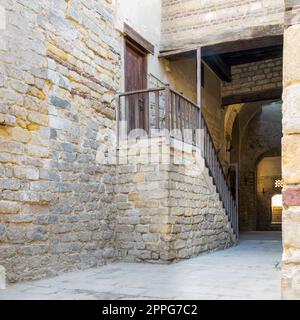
0,113 -> 16,127
282,135 -> 300,185
14,167 -> 39,180
161,0 -> 284,51
50,96 -> 71,109
283,188 -> 300,206
116,138 -> 236,263
0,201 -> 20,214
0,266 -> 5,290
282,22 -> 300,300
0,0 -> 120,283
283,84 -> 300,134
283,24 -> 300,86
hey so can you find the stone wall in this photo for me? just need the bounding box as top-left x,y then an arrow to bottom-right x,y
115,137 -> 236,262
0,0 -> 121,282
161,0 -> 284,51
281,0 -> 300,298
0,0 -> 237,283
222,58 -> 283,99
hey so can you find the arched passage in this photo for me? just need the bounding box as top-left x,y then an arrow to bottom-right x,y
256,156 -> 282,230
227,101 -> 282,231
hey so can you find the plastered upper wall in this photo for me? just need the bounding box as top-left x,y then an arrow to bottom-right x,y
116,0 -> 197,101
161,0 -> 285,51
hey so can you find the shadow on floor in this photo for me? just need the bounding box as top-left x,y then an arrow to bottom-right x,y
239,231 -> 282,241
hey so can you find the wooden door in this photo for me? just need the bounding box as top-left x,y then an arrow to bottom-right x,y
125,40 -> 148,132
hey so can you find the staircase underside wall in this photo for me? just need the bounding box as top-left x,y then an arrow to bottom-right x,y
115,137 -> 236,263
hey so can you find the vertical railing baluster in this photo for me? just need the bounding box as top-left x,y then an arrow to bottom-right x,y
134,94 -> 139,130
171,92 -> 174,131
165,85 -> 170,131
179,97 -> 183,141
175,95 -> 179,129
183,100 -> 186,141
125,95 -> 129,134
155,91 -> 159,131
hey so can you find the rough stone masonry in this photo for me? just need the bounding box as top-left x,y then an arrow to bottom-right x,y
0,0 -> 121,282
0,0 -> 235,283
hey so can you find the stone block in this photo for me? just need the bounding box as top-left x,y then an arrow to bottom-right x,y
282,135 -> 300,185
283,84 -> 300,134
0,201 -> 20,214
283,24 -> 300,86
50,96 -> 71,109
14,166 -> 39,180
0,266 -> 5,290
0,113 -> 16,127
0,223 -> 6,241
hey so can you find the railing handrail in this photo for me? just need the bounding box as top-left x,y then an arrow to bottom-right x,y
117,86 -> 239,236
169,88 -> 199,109
118,87 -> 166,97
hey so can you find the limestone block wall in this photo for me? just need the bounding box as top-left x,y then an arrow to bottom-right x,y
282,3 -> 300,298
0,0 -> 121,282
115,137 -> 172,262
161,0 -> 284,51
168,147 -> 235,259
115,137 -> 236,262
222,58 -> 283,99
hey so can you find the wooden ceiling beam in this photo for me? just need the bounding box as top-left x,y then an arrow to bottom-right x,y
202,35 -> 283,57
222,88 -> 283,106
203,55 -> 232,82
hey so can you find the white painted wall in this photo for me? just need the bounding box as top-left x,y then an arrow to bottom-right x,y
115,0 -> 198,100
116,0 -> 161,48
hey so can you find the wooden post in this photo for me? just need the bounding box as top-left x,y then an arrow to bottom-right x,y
197,47 -> 202,113
165,84 -> 170,131
116,94 -> 120,150
197,47 -> 202,148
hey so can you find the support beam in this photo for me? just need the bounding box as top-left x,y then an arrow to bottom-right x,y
160,35 -> 283,60
222,45 -> 283,66
222,88 -> 283,106
204,55 -> 232,82
202,35 -> 283,57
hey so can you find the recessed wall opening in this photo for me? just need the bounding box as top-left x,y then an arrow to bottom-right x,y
256,156 -> 282,230
271,194 -> 283,226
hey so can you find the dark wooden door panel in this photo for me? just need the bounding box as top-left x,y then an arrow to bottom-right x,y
125,41 -> 148,132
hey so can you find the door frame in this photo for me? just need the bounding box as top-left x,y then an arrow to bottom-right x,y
123,24 -> 154,134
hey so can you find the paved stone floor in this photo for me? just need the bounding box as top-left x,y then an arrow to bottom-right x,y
0,232 -> 282,300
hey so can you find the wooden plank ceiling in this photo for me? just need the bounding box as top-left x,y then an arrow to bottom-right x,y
160,35 -> 283,82
160,35 -> 283,105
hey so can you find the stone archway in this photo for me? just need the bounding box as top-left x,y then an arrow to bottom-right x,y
228,101 -> 282,231
256,155 -> 282,230
223,104 -> 243,163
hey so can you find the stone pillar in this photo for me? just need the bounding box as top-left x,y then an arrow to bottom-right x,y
0,266 -> 5,289
282,2 -> 300,299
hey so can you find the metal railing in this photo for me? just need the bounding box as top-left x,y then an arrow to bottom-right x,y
117,86 -> 238,236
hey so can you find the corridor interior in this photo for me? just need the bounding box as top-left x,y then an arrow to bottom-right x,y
162,35 -> 284,236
